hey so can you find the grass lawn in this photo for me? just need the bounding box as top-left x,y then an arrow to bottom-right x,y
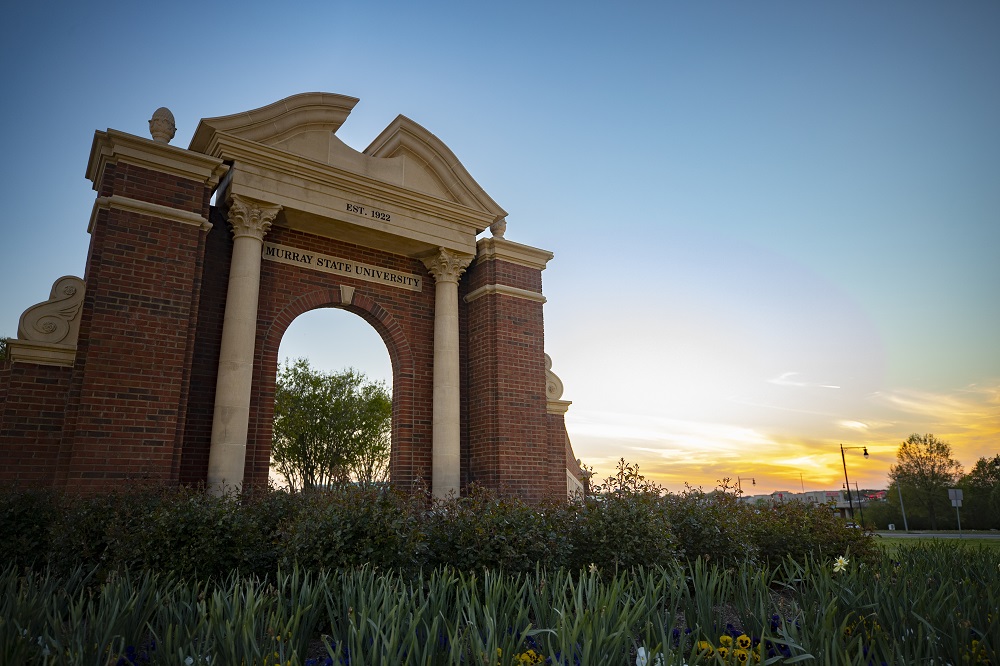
873,531 -> 1000,554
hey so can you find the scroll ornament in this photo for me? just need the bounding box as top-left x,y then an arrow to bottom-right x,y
545,353 -> 564,401
17,276 -> 87,346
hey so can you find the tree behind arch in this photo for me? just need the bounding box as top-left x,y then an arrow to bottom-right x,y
888,434 -> 963,530
271,359 -> 391,491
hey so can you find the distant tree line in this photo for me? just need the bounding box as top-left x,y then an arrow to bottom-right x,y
864,434 -> 999,530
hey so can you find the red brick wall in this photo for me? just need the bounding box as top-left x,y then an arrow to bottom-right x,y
178,207 -> 231,485
54,162 -> 212,492
244,226 -> 436,490
462,257 -> 556,502
0,361 -> 71,486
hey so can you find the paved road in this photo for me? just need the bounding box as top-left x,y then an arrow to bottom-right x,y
874,531 -> 1000,540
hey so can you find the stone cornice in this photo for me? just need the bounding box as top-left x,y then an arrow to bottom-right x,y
476,237 -> 554,271
227,195 -> 282,241
87,129 -> 228,192
88,195 -> 212,233
547,399 -> 572,416
421,247 -> 474,284
7,339 -> 77,368
464,283 -> 546,304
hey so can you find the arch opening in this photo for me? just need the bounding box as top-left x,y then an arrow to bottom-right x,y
260,303 -> 403,491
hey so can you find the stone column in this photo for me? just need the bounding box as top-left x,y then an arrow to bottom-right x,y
421,247 -> 474,498
207,195 -> 282,492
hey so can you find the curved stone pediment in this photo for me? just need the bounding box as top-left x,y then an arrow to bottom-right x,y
189,92 -> 359,152
189,92 -> 506,224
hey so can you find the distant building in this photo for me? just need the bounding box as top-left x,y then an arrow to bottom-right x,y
741,488 -> 886,520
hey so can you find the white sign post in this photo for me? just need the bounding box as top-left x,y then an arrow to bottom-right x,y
948,489 -> 963,537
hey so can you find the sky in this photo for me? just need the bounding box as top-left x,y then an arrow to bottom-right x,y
2,1 -> 997,494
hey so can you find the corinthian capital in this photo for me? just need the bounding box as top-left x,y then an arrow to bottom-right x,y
421,247 -> 474,284
227,195 -> 282,241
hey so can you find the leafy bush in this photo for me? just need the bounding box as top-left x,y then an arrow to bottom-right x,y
3,462 -> 879,579
748,498 -> 877,565
662,485 -> 758,567
279,485 -> 425,573
0,486 -> 59,569
424,485 -> 572,572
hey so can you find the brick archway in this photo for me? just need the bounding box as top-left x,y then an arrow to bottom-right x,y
244,285 -> 419,489
0,93 -> 581,501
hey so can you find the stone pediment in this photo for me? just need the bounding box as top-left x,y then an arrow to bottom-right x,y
189,93 -> 505,222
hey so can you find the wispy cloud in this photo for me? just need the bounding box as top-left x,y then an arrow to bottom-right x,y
768,372 -> 841,389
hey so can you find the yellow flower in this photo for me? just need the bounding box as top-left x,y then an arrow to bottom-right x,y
736,634 -> 751,649
717,646 -> 729,660
514,649 -> 544,665
697,641 -> 714,655
719,635 -> 734,647
833,555 -> 849,573
734,648 -> 750,664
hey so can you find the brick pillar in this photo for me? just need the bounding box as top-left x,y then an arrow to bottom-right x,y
463,237 -> 555,502
56,128 -> 226,492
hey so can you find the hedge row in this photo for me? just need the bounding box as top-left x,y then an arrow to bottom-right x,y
1,481 -> 874,580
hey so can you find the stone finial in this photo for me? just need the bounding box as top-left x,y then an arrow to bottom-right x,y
149,107 -> 177,144
490,216 -> 507,239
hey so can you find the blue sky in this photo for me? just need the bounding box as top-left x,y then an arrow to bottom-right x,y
2,1 -> 997,492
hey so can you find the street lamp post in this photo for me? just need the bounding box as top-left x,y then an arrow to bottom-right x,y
736,476 -> 756,496
853,481 -> 866,527
840,444 -> 869,523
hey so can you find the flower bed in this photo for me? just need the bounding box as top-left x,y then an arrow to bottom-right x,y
2,542 -> 996,665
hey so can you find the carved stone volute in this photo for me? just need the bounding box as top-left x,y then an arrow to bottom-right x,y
545,353 -> 564,401
17,276 -> 86,346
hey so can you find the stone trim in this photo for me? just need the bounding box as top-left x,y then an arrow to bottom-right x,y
7,339 -> 77,367
87,128 -> 228,192
464,283 -> 546,304
547,399 -> 572,415
476,237 -> 554,271
89,195 -> 213,233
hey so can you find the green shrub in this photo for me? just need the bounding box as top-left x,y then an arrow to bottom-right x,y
424,485 -> 572,572
0,486 -> 59,569
3,462 -> 880,578
749,498 -> 877,565
661,485 -> 759,567
279,485 -> 426,573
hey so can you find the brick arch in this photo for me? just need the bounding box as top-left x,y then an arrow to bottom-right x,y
243,286 -> 417,488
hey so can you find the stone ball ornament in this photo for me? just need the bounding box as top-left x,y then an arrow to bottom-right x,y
149,107 -> 177,144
